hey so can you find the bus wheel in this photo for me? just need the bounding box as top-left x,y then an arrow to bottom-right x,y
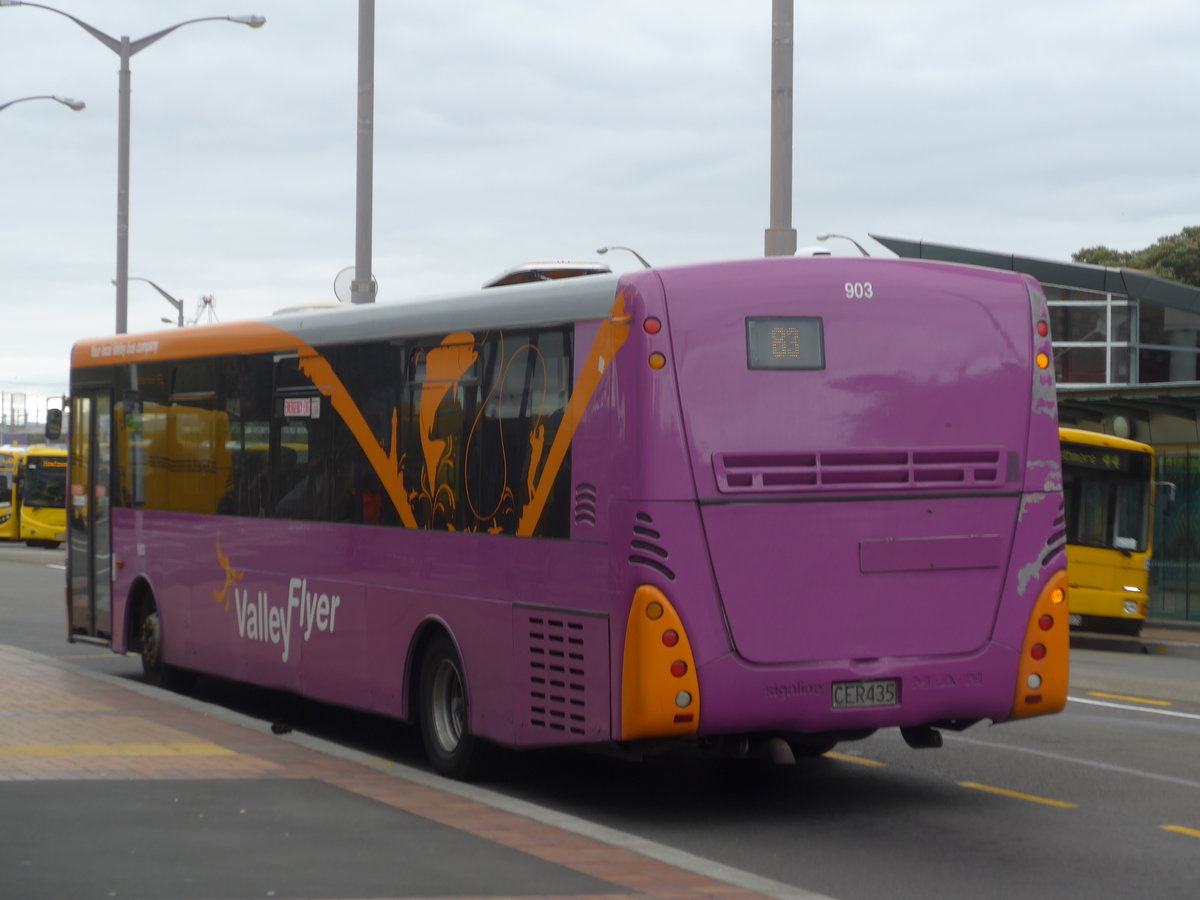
419,634 -> 490,780
138,601 -> 193,691
139,604 -> 168,686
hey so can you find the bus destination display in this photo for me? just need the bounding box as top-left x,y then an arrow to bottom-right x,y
746,317 -> 824,370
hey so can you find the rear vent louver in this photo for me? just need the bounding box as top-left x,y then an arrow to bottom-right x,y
1042,499 -> 1067,567
714,448 -> 1005,494
629,512 -> 676,581
574,483 -> 598,526
517,608 -> 608,743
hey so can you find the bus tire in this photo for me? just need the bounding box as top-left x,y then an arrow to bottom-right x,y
418,633 -> 490,780
137,599 -> 193,692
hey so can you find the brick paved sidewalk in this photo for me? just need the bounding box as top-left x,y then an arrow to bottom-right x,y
0,645 -> 826,900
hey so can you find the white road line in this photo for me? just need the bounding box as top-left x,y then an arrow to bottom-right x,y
1068,695 -> 1200,722
945,733 -> 1200,791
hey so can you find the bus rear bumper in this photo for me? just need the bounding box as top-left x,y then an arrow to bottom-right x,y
690,647 -> 1019,739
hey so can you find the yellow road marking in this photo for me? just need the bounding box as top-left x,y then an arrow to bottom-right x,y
824,751 -> 886,768
0,742 -> 235,757
1088,691 -> 1171,707
958,782 -> 1077,808
1162,825 -> 1200,839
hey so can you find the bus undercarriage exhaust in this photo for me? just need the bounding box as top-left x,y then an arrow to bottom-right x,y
901,726 -> 944,749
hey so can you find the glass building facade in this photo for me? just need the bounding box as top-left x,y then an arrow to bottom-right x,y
1047,283 -> 1200,387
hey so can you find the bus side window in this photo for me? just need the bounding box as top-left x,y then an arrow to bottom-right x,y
328,341 -> 405,527
216,356 -> 269,517
466,326 -> 572,538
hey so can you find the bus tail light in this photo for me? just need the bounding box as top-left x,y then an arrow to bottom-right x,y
1009,569 -> 1069,719
621,585 -> 700,740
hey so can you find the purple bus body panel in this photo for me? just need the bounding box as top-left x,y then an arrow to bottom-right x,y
605,259 -> 1061,736
702,498 -> 1017,664
605,500 -> 731,665
97,256 -> 1065,754
578,275 -> 699,506
859,533 -> 1004,573
654,260 -> 1033,502
112,509 -> 615,749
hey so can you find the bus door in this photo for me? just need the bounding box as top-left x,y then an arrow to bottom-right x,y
67,389 -> 113,643
0,470 -> 13,529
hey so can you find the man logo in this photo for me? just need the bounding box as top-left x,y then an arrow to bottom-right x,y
912,672 -> 984,690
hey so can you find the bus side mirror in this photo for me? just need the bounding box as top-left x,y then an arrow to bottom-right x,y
1155,481 -> 1177,516
45,409 -> 62,442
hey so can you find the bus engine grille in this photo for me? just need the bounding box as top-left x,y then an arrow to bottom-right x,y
713,448 -> 1005,494
515,607 -> 610,745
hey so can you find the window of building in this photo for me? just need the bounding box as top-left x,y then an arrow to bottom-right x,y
1046,285 -> 1135,385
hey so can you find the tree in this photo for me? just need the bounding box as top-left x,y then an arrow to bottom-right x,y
1073,227 -> 1200,288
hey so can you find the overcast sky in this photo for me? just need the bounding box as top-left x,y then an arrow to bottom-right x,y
3,0 -> 1198,399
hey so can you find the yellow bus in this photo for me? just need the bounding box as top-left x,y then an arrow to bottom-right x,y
0,446 -> 24,541
116,403 -> 233,515
18,445 -> 68,548
1059,427 -> 1159,636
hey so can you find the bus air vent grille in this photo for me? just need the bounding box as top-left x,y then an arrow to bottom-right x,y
574,483 -> 598,526
629,512 -> 676,581
713,448 -> 1005,494
517,607 -> 609,743
1042,500 -> 1067,566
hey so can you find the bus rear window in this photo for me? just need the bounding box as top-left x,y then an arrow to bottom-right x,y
746,317 -> 824,370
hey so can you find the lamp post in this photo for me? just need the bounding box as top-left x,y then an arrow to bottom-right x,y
0,94 -> 85,112
817,233 -> 871,257
121,277 -> 185,328
351,0 -> 376,304
764,0 -> 796,257
596,246 -> 653,269
0,2 -> 265,334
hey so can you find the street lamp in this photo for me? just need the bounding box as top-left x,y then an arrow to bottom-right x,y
351,0 -> 376,304
596,246 -> 653,269
816,233 -> 872,257
119,276 -> 184,328
0,2 -> 265,335
0,94 -> 85,112
765,0 -> 796,258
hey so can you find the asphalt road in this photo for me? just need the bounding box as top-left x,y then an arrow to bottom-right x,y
3,543 -> 1199,900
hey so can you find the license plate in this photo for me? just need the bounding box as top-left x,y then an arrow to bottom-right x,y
832,678 -> 899,709
1068,614 -> 1082,626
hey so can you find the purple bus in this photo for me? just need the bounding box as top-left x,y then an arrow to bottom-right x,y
66,257 -> 1069,778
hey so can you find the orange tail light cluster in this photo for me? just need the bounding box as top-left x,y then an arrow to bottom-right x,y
620,585 -> 700,740
1010,569 -> 1069,719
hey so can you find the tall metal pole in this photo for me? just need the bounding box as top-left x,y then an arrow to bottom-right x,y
116,37 -> 132,333
764,0 -> 796,257
350,0 -> 376,303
